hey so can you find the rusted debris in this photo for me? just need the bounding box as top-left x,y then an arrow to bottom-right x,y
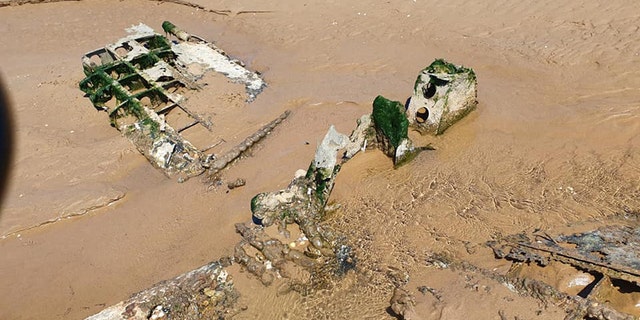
489,226 -> 640,286
232,63 -> 478,288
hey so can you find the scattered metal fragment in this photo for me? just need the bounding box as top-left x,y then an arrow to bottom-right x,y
79,22 -> 268,179
559,226 -> 640,271
489,227 -> 640,285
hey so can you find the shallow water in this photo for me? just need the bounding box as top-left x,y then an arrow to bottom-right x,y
0,0 -> 639,318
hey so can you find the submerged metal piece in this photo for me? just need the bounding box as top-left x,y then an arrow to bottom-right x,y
79,22 -> 267,179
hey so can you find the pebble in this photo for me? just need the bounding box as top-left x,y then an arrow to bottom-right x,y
149,305 -> 166,320
203,287 -> 216,297
228,178 -> 246,190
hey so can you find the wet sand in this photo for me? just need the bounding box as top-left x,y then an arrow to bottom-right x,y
1,0 -> 640,319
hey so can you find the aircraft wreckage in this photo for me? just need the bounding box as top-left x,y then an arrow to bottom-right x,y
83,30 -> 640,319
85,49 -> 481,318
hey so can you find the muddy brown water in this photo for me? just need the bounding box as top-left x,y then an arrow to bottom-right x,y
1,0 -> 640,319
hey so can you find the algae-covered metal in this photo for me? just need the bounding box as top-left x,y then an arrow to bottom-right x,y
371,95 -> 415,165
79,22 -> 267,179
406,59 -> 477,135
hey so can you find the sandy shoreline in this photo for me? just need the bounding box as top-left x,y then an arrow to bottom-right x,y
1,0 -> 640,319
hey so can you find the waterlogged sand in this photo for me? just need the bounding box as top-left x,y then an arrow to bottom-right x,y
1,0 -> 640,319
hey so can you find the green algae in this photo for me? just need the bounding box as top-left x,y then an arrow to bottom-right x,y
427,58 -> 466,74
304,163 -> 340,205
414,59 -> 476,91
162,21 -> 177,35
250,194 -> 264,214
144,34 -> 172,51
372,95 -> 408,148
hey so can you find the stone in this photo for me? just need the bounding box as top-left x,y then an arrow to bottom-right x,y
227,178 -> 246,190
406,59 -> 477,135
389,288 -> 418,320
